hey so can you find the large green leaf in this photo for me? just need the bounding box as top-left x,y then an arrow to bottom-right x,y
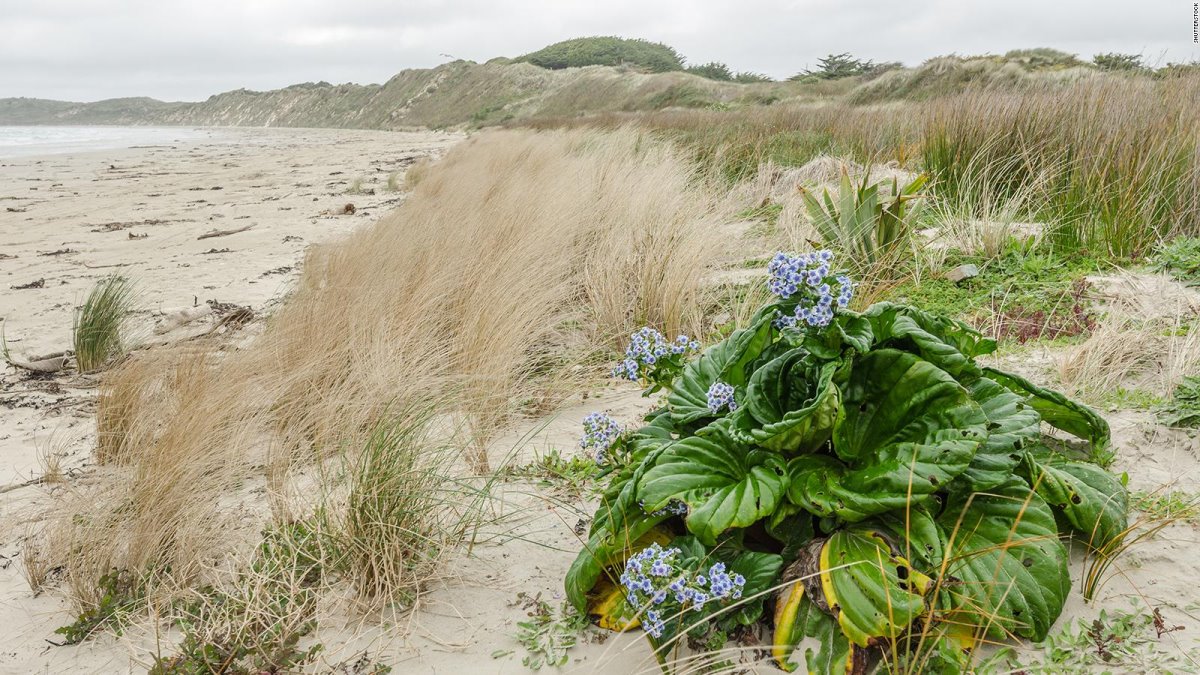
738,350 -> 841,453
786,349 -> 985,522
667,316 -> 774,426
863,303 -> 997,377
723,548 -> 784,626
795,312 -> 874,360
984,366 -> 1111,458
1021,452 -> 1128,550
565,516 -> 669,613
934,480 -> 1070,642
638,428 -> 787,545
834,349 -> 986,463
800,530 -> 933,648
956,377 -> 1042,491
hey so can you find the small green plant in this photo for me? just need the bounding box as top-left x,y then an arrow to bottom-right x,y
1151,236 -> 1200,284
73,275 -> 135,372
502,449 -> 598,497
386,171 -> 401,192
513,593 -> 590,670
1007,605 -> 1191,672
1131,489 -> 1200,522
55,568 -> 145,644
151,522 -> 326,674
1157,374 -> 1200,427
799,172 -> 928,270
346,177 -> 365,195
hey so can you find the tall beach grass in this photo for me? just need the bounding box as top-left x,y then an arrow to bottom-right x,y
42,128 -> 730,630
525,73 -> 1200,258
73,275 -> 135,372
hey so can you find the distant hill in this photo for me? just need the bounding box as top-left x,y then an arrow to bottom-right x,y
0,96 -> 188,125
0,43 -> 1138,130
0,60 -> 802,130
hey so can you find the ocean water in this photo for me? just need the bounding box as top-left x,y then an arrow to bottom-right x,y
0,125 -> 216,159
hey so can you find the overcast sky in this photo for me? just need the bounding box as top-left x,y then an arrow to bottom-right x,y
1,0 -> 1194,102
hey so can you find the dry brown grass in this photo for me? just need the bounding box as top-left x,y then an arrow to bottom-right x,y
39,128 -> 730,622
1057,300 -> 1200,401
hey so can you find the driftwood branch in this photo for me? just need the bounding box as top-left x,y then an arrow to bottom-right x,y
197,225 -> 254,240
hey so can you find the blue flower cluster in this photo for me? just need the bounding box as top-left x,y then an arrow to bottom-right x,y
611,327 -> 699,382
706,380 -> 737,413
766,251 -> 854,330
580,412 -> 623,465
619,543 -> 746,639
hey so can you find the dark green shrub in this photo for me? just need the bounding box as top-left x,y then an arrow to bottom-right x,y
515,37 -> 684,72
685,62 -> 733,81
1093,52 -> 1144,72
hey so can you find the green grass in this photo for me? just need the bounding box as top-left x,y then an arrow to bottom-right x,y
325,409 -> 496,604
73,275 -> 135,373
1099,387 -> 1166,411
884,248 -> 1104,343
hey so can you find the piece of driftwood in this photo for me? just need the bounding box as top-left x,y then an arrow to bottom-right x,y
0,475 -> 44,495
154,305 -> 213,334
6,351 -> 70,373
197,224 -> 254,240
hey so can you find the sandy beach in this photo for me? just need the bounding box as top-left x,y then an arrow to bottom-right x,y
0,127 -> 462,672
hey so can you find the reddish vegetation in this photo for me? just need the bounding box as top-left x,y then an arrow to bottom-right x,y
985,279 -> 1096,343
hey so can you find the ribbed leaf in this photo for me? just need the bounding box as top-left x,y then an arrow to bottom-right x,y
1022,452 -> 1128,550
957,377 -> 1042,490
638,428 -> 787,545
801,530 -> 933,648
667,315 -> 773,426
786,349 -> 985,521
935,481 -> 1070,641
864,302 -> 997,373
773,581 -> 866,674
984,366 -> 1111,458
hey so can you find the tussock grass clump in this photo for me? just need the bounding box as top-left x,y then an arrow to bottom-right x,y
324,408 -> 493,604
95,353 -> 159,464
73,274 -> 135,372
39,128 -> 729,635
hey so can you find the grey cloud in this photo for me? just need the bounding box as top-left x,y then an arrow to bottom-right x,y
0,0 -> 1194,101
